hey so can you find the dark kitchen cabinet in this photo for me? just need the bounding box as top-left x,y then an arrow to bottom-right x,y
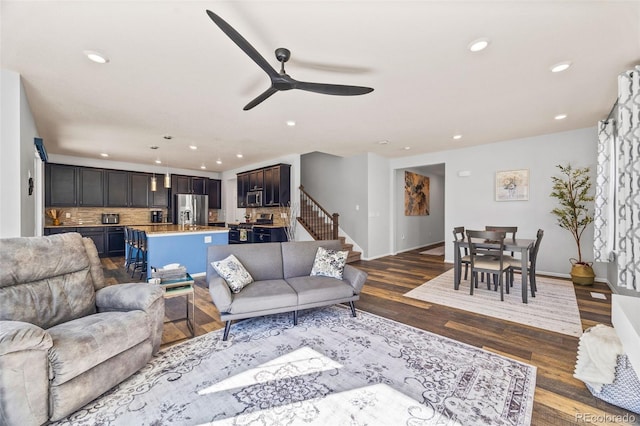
46,164 -> 77,206
173,175 -> 191,194
78,227 -> 106,257
248,170 -> 264,191
129,173 -> 150,207
207,179 -> 222,209
263,164 -> 291,207
105,170 -> 129,207
44,227 -> 77,235
192,177 -> 207,195
253,226 -> 287,243
106,226 -> 125,256
172,175 -> 207,195
78,168 -> 104,206
237,173 -> 249,207
150,184 -> 169,208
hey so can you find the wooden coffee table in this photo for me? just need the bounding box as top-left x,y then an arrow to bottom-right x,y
160,273 -> 195,338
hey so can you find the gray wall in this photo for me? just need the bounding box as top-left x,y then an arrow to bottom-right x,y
301,151 -> 369,255
1,70 -> 39,237
390,127 -> 604,278
395,164 -> 445,252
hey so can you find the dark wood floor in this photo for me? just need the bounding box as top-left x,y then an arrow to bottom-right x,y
101,246 -> 636,426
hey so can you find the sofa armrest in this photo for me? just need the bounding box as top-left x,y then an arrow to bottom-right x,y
0,321 -> 52,425
96,282 -> 163,312
96,283 -> 165,355
208,276 -> 233,313
0,320 -> 52,356
342,265 -> 368,294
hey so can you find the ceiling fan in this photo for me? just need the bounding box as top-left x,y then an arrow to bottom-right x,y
205,10 -> 374,111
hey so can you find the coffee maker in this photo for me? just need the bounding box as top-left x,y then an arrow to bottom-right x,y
150,210 -> 163,223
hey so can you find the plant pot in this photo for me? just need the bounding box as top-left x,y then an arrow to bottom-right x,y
570,258 -> 595,286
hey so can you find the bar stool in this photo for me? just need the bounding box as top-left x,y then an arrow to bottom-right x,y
124,227 -> 136,272
130,229 -> 148,280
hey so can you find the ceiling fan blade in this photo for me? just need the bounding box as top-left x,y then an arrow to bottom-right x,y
294,81 -> 374,96
206,10 -> 279,79
243,86 -> 279,111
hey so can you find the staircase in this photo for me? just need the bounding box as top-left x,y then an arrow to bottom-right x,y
297,185 -> 361,263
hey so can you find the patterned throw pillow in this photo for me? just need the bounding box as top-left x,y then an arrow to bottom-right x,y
310,246 -> 349,279
211,254 -> 254,293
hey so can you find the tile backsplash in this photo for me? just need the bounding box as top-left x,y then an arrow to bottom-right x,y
44,207 -> 168,226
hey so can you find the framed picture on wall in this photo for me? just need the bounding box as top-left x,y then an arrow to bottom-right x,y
404,171 -> 430,215
495,169 -> 529,201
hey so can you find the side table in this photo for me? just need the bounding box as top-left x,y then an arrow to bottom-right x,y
158,273 -> 195,338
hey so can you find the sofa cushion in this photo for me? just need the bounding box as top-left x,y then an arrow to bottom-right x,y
310,247 -> 348,279
228,279 -> 297,314
281,240 -> 343,279
207,243 -> 284,281
212,255 -> 254,293
47,311 -> 150,386
286,276 -> 356,305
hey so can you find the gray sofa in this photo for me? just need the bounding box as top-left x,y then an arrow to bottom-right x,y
0,233 -> 164,425
206,240 -> 368,340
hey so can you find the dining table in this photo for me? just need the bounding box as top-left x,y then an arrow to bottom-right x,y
453,237 -> 536,303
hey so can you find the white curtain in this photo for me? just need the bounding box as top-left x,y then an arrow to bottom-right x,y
615,66 -> 640,291
593,120 -> 614,262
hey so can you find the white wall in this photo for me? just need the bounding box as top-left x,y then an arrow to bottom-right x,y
1,70 -> 39,237
390,127 -> 603,278
367,152 -> 391,259
394,166 -> 445,253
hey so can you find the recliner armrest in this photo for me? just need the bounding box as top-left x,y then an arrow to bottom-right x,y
208,276 -> 233,313
95,282 -> 163,312
0,320 -> 52,356
342,265 -> 368,294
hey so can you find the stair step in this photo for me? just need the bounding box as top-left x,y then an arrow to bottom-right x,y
342,243 -> 353,251
346,251 -> 361,263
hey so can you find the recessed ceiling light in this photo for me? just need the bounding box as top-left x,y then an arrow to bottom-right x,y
163,135 -> 173,140
286,120 -> 296,127
83,50 -> 109,64
452,134 -> 462,140
236,153 -> 243,158
550,61 -> 572,73
100,153 -> 109,157
403,146 -> 411,150
378,140 -> 389,145
189,145 -> 198,150
555,114 -> 568,120
200,165 -> 206,170
216,159 -> 222,165
468,38 -> 490,52
150,145 -> 159,150
155,159 -> 162,164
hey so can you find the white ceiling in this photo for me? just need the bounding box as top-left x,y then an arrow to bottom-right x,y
3,1 -> 639,173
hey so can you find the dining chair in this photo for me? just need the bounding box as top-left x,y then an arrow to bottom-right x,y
508,229 -> 544,295
453,226 -> 471,281
466,230 -> 512,301
485,226 -> 518,256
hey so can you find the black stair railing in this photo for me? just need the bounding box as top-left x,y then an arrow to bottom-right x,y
298,185 -> 339,240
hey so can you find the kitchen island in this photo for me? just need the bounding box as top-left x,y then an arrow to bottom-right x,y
131,225 -> 229,277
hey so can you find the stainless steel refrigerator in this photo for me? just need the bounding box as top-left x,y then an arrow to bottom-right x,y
174,194 -> 208,226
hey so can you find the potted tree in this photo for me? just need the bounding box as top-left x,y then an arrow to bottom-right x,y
550,164 -> 595,285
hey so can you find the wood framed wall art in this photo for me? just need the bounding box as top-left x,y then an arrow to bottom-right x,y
404,171 -> 430,215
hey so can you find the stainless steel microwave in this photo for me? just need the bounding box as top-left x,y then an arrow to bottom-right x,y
246,191 -> 262,207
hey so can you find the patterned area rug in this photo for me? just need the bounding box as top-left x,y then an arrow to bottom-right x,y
52,306 -> 536,426
405,269 -> 583,337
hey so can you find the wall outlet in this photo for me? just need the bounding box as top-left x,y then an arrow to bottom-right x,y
65,212 -> 71,218
204,236 -> 212,243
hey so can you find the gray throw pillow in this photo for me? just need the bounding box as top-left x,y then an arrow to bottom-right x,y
310,246 -> 348,279
212,254 -> 254,293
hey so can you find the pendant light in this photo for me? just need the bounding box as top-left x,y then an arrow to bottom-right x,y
151,174 -> 157,191
163,135 -> 172,188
